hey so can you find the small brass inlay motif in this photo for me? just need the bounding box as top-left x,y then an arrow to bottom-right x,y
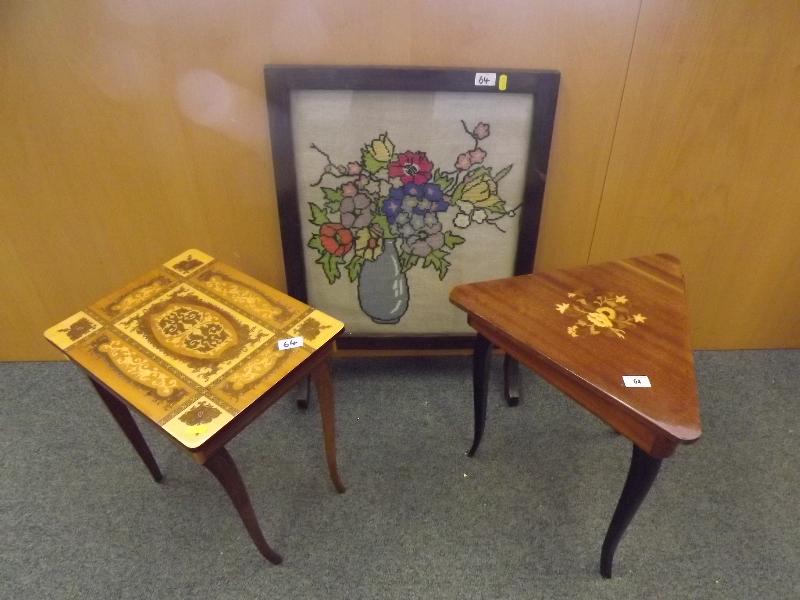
60,317 -> 97,341
296,317 -> 330,341
556,292 -> 646,339
178,400 -> 222,426
172,255 -> 204,274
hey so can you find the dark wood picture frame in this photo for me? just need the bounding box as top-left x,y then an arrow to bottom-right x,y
265,66 -> 559,351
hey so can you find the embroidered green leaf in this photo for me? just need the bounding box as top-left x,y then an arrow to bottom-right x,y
433,168 -> 455,190
321,187 -> 343,212
423,249 -> 451,280
399,252 -> 419,273
494,164 -> 513,182
361,147 -> 387,174
451,182 -> 465,203
443,231 -> 465,249
307,234 -> 325,253
467,165 -> 492,180
371,215 -> 395,239
316,253 -> 343,284
485,201 -> 507,214
346,255 -> 366,282
309,202 -> 329,226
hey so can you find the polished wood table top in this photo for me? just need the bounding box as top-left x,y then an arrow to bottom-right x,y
45,249 -> 344,451
451,253 -> 701,458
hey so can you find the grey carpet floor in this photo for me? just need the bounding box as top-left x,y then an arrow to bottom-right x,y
1,351 -> 798,599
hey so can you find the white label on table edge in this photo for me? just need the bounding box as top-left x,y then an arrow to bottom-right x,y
474,72 -> 496,86
277,336 -> 304,350
623,375 -> 651,387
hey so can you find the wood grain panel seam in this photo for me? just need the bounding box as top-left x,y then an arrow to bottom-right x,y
586,0 -> 644,263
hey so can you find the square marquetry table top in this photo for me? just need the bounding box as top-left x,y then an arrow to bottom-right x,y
44,249 -> 343,450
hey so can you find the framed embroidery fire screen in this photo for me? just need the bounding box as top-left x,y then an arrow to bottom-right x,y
265,66 -> 559,350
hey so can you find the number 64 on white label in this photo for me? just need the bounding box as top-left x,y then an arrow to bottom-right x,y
277,336 -> 304,351
623,375 -> 651,388
474,72 -> 497,86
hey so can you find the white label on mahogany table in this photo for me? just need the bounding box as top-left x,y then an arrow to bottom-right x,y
623,375 -> 651,388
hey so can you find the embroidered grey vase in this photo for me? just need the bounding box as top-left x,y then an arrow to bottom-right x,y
357,239 -> 409,324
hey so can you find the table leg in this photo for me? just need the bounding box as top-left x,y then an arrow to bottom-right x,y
467,333 -> 493,457
89,378 -> 163,483
600,444 -> 662,578
503,354 -> 521,407
296,375 -> 312,410
204,447 -> 283,564
311,360 -> 346,493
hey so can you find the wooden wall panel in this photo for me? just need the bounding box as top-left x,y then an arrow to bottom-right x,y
0,0 -> 639,360
590,0 -> 800,348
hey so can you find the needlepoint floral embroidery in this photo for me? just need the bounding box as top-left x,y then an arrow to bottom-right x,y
305,120 -> 519,323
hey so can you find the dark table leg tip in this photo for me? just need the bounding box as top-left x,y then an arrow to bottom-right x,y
332,477 -> 346,494
265,551 -> 284,565
296,376 -> 312,411
153,473 -> 164,483
503,355 -> 520,407
600,556 -> 612,578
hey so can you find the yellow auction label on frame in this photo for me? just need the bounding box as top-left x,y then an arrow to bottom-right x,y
498,74 -> 508,91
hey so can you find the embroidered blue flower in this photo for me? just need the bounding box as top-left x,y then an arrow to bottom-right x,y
383,183 -> 448,224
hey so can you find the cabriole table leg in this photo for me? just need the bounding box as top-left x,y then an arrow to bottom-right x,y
311,359 -> 346,493
467,333 -> 493,457
203,446 -> 283,564
600,444 -> 662,578
90,378 -> 163,483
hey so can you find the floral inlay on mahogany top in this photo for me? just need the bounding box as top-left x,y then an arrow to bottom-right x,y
556,292 -> 647,339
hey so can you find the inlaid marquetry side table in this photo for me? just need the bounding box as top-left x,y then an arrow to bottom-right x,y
44,249 -> 346,564
450,254 -> 702,577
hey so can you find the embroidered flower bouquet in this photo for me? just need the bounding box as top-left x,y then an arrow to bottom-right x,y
306,120 -> 519,323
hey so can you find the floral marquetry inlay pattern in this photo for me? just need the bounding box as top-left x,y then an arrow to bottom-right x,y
61,317 -> 97,341
164,249 -> 214,277
287,310 -> 341,349
225,347 -> 289,391
196,272 -> 296,324
150,303 -> 239,359
98,339 -> 182,397
107,277 -> 171,316
178,400 -> 221,425
117,283 -> 273,387
44,249 -> 344,449
44,311 -> 103,350
556,292 -> 647,339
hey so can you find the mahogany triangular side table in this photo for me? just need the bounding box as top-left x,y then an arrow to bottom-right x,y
450,254 -> 702,577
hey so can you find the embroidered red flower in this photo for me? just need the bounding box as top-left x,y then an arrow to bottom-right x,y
388,151 -> 433,185
319,223 -> 354,256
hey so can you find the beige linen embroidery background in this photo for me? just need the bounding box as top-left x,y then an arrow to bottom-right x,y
291,90 -> 535,335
